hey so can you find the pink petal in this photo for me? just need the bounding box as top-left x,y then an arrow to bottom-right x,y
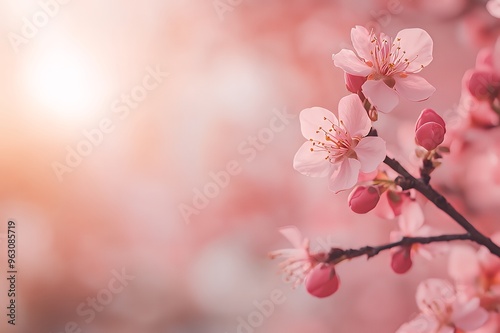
487,0 -> 500,19
353,137 -> 386,173
333,49 -> 372,76
416,279 -> 455,315
398,201 -> 424,234
338,94 -> 371,137
305,264 -> 340,298
293,141 -> 332,177
350,25 -> 373,61
328,158 -> 361,192
396,315 -> 439,333
394,28 -> 433,73
278,226 -> 304,249
362,80 -> 399,113
452,298 -> 489,331
475,48 -> 494,70
299,107 -> 338,141
394,75 -> 436,102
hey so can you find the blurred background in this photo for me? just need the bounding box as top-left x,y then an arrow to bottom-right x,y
0,0 -> 499,332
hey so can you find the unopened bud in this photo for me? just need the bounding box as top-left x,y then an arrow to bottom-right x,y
391,246 -> 413,274
305,264 -> 340,298
415,109 -> 446,151
344,73 -> 367,93
348,186 -> 380,214
465,70 -> 500,101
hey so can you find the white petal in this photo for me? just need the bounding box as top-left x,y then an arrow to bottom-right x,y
354,137 -> 386,173
278,226 -> 304,249
395,75 -> 436,102
328,158 -> 361,193
351,25 -> 373,61
299,107 -> 338,141
395,28 -> 433,73
293,141 -> 331,177
362,80 -> 400,113
398,201 -> 425,234
333,49 -> 372,76
338,94 -> 371,137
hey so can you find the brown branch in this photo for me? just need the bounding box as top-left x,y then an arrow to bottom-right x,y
326,233 -> 471,263
383,156 -> 500,257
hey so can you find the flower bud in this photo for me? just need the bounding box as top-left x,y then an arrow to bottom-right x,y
305,264 -> 339,298
348,186 -> 380,214
415,109 -> 446,151
344,73 -> 367,93
391,246 -> 413,274
465,70 -> 500,101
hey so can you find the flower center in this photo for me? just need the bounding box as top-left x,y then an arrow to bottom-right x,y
308,118 -> 359,163
367,34 -> 424,79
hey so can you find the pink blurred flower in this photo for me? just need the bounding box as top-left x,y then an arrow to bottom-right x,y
487,0 -> 500,18
268,226 -> 327,287
449,234 -> 500,311
293,94 -> 386,192
415,108 -> 446,151
397,279 -> 489,333
333,26 -> 435,113
460,41 -> 500,128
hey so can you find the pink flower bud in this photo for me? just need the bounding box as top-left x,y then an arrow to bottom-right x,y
465,70 -> 500,101
391,246 -> 412,274
348,186 -> 380,214
305,264 -> 340,298
344,73 -> 367,93
415,109 -> 446,151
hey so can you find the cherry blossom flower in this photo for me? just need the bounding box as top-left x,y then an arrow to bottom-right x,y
293,94 -> 386,192
333,26 -> 435,113
449,234 -> 500,311
487,0 -> 500,19
268,226 -> 328,287
390,201 -> 444,273
397,279 -> 489,333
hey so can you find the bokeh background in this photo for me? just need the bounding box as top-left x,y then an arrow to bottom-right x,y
1,0 -> 500,332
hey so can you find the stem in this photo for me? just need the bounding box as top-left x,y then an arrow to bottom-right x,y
326,233 -> 471,263
383,156 -> 500,257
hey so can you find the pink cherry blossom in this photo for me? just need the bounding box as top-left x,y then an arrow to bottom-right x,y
268,226 -> 328,287
397,279 -> 489,333
293,94 -> 386,192
449,234 -> 500,311
487,0 -> 500,18
333,26 -> 435,113
390,201 -> 444,273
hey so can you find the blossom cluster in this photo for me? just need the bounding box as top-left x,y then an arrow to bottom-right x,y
270,21 -> 500,333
